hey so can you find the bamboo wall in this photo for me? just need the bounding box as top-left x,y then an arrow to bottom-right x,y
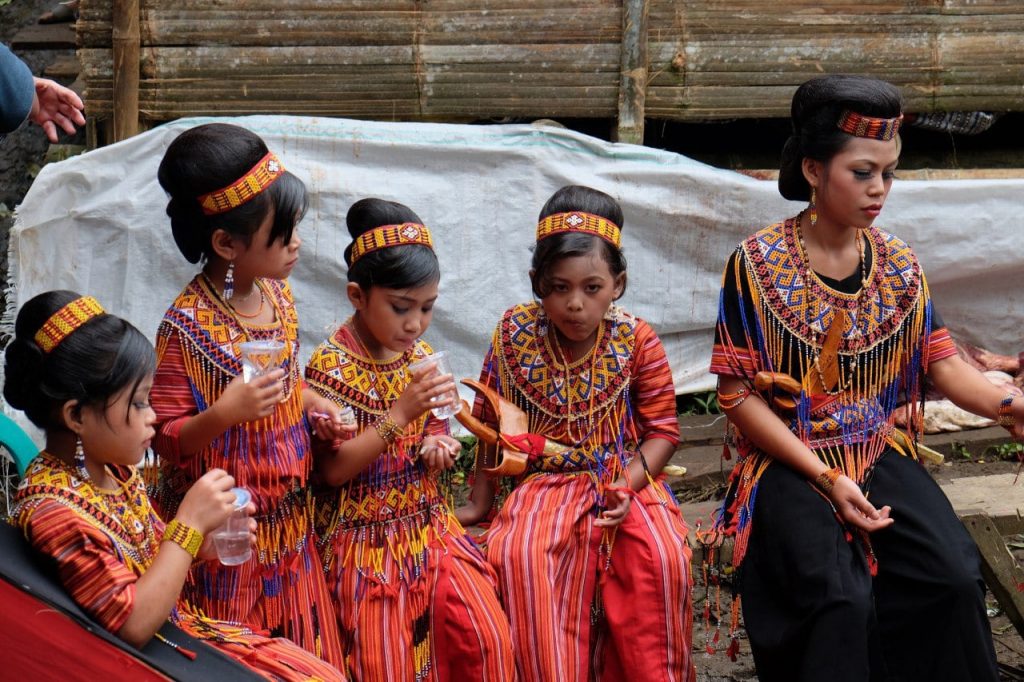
77,1 -> 1024,132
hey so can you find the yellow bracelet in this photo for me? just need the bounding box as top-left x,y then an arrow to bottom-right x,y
374,412 -> 402,445
162,519 -> 204,558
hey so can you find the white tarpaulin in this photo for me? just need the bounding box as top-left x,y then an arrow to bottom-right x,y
6,116 -> 1024,407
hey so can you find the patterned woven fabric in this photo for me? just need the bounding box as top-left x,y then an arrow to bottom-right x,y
710,217 -> 958,569
305,324 -> 514,682
11,453 -> 346,681
150,274 -> 343,670
473,302 -> 694,682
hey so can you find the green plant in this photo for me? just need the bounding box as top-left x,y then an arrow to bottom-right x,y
949,441 -> 972,460
676,390 -> 720,416
984,441 -> 1024,461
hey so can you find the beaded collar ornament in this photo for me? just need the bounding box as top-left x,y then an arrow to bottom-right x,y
837,110 -> 904,141
349,223 -> 434,265
197,151 -> 285,216
34,296 -> 105,354
536,211 -> 621,248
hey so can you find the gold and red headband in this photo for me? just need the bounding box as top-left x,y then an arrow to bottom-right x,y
33,296 -> 105,354
837,110 -> 903,141
350,223 -> 434,265
197,152 -> 285,216
536,211 -> 621,248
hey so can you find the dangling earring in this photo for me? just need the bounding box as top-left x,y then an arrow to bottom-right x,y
74,437 -> 89,480
808,187 -> 818,228
224,261 -> 235,300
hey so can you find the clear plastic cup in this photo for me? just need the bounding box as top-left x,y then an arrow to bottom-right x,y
338,405 -> 357,427
409,351 -> 461,420
239,340 -> 285,383
212,487 -> 252,566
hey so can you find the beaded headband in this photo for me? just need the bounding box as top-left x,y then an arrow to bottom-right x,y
197,152 -> 285,216
837,110 -> 904,141
33,296 -> 105,354
536,211 -> 621,248
350,223 -> 434,265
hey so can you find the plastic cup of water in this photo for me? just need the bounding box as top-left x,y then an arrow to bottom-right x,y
408,351 -> 461,420
212,487 -> 252,566
239,340 -> 285,383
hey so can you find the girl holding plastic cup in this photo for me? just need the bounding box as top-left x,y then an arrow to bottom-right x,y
7,291 -> 345,681
304,198 -> 515,681
149,123 -> 348,671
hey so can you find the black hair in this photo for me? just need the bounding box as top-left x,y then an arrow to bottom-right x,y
344,198 -> 440,290
158,122 -> 308,264
778,75 -> 904,201
531,185 -> 628,299
3,290 -> 156,431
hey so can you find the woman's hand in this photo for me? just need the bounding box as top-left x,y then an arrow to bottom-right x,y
304,389 -> 358,441
420,435 -> 461,472
829,475 -> 893,533
174,468 -> 237,536
391,361 -> 457,425
595,486 -> 633,528
214,369 -> 286,426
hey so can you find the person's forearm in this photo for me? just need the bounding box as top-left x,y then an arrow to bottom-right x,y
622,436 -> 675,492
176,403 -> 233,455
929,354 -> 1019,419
718,376 -> 829,481
117,540 -> 194,648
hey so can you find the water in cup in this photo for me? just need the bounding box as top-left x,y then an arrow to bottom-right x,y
409,351 -> 461,420
240,340 -> 285,383
213,487 -> 253,566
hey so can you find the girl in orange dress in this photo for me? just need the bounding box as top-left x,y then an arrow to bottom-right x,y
6,290 -> 345,681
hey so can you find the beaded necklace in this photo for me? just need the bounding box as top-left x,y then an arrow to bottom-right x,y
793,214 -> 871,395
547,319 -> 611,446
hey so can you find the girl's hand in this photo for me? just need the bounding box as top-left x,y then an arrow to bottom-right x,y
829,475 -> 894,533
392,361 -> 457,425
420,435 -> 460,472
197,503 -> 258,561
304,389 -> 358,441
174,468 -> 237,536
1010,397 -> 1024,441
595,486 -> 633,528
215,369 -> 286,426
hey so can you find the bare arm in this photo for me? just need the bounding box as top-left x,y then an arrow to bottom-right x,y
454,441 -> 498,527
118,470 -> 236,648
929,355 -> 1024,438
717,375 -> 893,532
176,370 -> 286,455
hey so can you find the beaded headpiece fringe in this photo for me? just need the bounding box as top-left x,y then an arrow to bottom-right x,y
536,211 -> 621,248
837,110 -> 903,141
197,151 -> 285,216
349,223 -> 434,266
34,296 -> 105,354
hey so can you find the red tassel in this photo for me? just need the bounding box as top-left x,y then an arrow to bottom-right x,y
721,442 -> 732,461
712,629 -> 720,644
726,637 -> 740,661
705,643 -> 716,655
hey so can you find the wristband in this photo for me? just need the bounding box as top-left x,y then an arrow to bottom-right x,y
998,394 -> 1017,429
162,519 -> 204,558
813,467 -> 842,494
374,412 -> 402,445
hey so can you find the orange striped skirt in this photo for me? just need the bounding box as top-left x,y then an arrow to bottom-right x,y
327,513 -> 516,681
486,473 -> 696,682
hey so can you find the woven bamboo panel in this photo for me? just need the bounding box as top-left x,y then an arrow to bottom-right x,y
78,1 -> 1024,122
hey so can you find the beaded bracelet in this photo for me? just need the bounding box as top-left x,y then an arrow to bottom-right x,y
374,412 -> 402,445
162,519 -> 204,558
999,394 -> 1018,429
718,387 -> 750,410
813,467 -> 843,495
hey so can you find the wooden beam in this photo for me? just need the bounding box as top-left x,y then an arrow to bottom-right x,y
111,0 -> 140,142
962,513 -> 1024,641
615,0 -> 647,144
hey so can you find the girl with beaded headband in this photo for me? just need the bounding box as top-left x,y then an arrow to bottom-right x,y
710,74 -> 1022,681
5,290 -> 346,681
304,198 -> 515,681
457,185 -> 696,682
149,123 -> 349,670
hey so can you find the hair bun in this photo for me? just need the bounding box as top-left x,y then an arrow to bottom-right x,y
778,135 -> 810,202
166,196 -> 206,263
3,337 -> 44,411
